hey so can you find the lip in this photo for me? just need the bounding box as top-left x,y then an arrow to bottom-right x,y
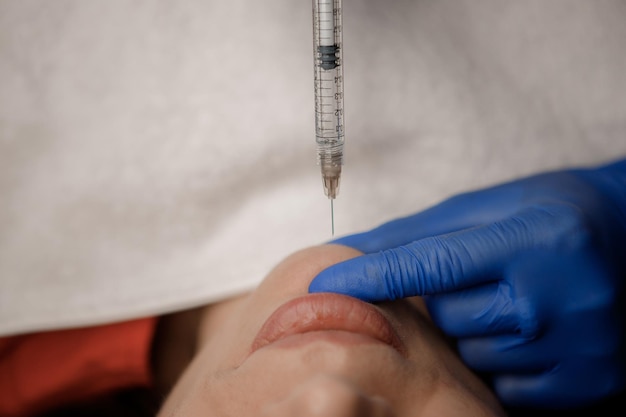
249,293 -> 405,356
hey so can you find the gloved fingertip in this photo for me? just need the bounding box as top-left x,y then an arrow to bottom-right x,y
308,268 -> 334,293
308,259 -> 386,302
308,266 -> 354,296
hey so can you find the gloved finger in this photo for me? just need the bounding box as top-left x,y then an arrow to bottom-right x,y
332,183 -> 524,253
425,281 -> 530,338
457,336 -> 553,374
493,359 -> 622,409
312,204 -> 581,300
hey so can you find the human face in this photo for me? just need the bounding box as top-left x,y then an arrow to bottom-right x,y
158,245 -> 505,416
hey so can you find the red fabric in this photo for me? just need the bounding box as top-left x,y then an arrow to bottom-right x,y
0,317 -> 157,417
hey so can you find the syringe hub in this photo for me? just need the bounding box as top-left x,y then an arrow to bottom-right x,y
321,164 -> 341,199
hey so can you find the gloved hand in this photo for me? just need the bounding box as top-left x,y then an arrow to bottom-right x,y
309,158 -> 626,409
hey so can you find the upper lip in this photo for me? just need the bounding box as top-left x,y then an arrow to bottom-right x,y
249,293 -> 405,355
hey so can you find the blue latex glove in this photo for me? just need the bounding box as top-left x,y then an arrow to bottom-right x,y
309,158 -> 626,409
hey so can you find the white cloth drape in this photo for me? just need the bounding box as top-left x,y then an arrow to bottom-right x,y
1,0 -> 625,336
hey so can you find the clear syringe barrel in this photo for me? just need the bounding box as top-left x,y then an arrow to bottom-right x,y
312,0 -> 344,199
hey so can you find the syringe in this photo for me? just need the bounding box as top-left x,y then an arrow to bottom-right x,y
312,0 -> 345,229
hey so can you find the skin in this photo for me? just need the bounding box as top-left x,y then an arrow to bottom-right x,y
156,245 -> 506,417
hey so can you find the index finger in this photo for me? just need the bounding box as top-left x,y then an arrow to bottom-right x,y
332,182 -> 524,254
311,204 -> 581,301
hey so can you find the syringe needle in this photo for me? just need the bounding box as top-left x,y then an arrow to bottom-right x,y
330,199 -> 335,236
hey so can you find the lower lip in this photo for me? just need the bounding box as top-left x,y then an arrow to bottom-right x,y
249,293 -> 405,356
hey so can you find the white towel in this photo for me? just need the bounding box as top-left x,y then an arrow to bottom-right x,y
1,0 -> 625,336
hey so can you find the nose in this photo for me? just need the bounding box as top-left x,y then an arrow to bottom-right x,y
260,374 -> 395,417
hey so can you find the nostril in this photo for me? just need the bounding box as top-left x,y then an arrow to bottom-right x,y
262,374 -> 395,417
299,375 -> 365,416
366,396 -> 396,417
302,375 -> 395,417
